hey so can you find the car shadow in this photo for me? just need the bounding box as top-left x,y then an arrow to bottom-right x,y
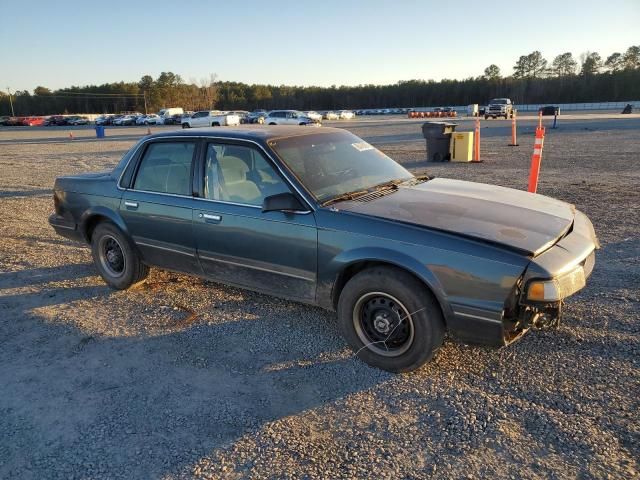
0,265 -> 390,479
0,188 -> 52,198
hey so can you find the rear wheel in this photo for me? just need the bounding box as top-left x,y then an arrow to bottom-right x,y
484,115 -> 489,120
211,122 -> 220,127
337,266 -> 445,372
269,122 -> 277,125
91,222 -> 149,290
182,123 -> 190,129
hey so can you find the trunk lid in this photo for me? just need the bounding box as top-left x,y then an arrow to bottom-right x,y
336,178 -> 575,256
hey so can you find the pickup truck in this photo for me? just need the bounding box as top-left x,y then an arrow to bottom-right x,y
485,98 -> 514,119
181,111 -> 240,128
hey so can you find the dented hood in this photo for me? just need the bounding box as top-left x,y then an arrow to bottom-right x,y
337,178 -> 575,256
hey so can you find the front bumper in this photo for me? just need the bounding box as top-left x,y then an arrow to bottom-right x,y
509,210 -> 599,331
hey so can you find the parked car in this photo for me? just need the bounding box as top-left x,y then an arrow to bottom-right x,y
338,110 -> 355,120
44,115 -> 66,126
485,98 -> 514,119
323,111 -> 339,120
303,111 -> 323,122
136,114 -> 158,125
114,115 -> 137,126
49,126 -> 599,373
246,110 -> 268,124
226,111 -> 250,124
264,110 -> 320,126
95,115 -> 116,126
162,114 -> 185,125
181,110 -> 240,128
21,116 -> 46,126
0,116 -> 11,126
69,116 -> 90,125
157,107 -> 184,125
539,106 -> 560,116
5,117 -> 23,126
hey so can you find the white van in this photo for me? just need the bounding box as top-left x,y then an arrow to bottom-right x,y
157,107 -> 184,124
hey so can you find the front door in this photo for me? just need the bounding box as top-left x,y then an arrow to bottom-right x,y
120,139 -> 201,274
193,142 -> 318,301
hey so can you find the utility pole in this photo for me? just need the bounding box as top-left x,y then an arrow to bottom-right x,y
143,91 -> 148,114
7,87 -> 15,116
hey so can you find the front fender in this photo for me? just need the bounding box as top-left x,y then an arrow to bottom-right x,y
321,246 -> 454,322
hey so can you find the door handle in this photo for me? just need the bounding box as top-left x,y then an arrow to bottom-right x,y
199,213 -> 222,223
124,201 -> 138,209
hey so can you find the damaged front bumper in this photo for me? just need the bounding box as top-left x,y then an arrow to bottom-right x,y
503,210 -> 599,337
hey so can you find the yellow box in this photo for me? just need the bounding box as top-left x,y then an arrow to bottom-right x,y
449,132 -> 474,162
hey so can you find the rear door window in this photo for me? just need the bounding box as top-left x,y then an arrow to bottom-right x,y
133,142 -> 196,195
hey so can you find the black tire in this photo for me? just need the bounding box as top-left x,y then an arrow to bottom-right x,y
484,115 -> 489,120
182,123 -> 189,129
211,122 -> 220,127
337,266 -> 445,373
269,122 -> 277,125
90,222 -> 149,290
504,113 -> 509,120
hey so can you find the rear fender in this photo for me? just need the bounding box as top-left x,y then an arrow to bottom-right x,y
79,206 -> 130,243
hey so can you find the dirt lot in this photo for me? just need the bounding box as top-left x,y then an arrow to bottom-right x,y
1,115 -> 639,479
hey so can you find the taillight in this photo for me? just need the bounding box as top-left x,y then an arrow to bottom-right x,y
53,191 -> 61,214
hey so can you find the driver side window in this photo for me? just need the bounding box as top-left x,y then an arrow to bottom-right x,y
204,143 -> 291,206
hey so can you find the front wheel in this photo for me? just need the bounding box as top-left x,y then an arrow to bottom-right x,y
182,123 -> 190,129
484,115 -> 489,120
91,222 -> 149,290
337,266 -> 445,372
269,122 -> 277,125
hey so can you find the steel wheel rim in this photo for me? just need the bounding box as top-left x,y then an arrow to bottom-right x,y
352,292 -> 414,357
98,234 -> 126,278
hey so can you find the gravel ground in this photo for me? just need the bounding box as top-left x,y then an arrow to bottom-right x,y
0,116 -> 638,479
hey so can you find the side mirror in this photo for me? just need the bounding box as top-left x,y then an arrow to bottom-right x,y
262,192 -> 306,213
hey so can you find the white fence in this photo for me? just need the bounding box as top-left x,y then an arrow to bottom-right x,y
412,101 -> 640,113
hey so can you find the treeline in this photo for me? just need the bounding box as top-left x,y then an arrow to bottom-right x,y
2,47 -> 639,116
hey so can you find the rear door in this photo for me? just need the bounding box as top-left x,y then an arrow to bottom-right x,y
119,139 -> 201,274
193,141 -> 318,300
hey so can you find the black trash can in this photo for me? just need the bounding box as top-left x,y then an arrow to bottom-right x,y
422,122 -> 457,162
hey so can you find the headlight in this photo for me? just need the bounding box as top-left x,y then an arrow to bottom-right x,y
526,265 -> 586,302
527,280 -> 561,302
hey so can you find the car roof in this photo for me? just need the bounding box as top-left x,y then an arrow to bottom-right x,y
146,125 -> 346,142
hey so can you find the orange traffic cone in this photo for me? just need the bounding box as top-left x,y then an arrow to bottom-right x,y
527,126 -> 546,193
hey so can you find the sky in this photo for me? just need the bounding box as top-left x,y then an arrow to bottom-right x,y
1,0 -> 639,93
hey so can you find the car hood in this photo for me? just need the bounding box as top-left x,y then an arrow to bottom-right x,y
336,178 -> 575,256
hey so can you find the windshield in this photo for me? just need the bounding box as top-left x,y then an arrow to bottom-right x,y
270,130 -> 413,203
490,99 -> 507,104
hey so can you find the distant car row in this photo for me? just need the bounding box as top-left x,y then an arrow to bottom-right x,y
0,107 -> 413,128
0,115 -> 91,126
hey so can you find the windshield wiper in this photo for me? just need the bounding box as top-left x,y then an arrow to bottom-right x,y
322,189 -> 370,207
